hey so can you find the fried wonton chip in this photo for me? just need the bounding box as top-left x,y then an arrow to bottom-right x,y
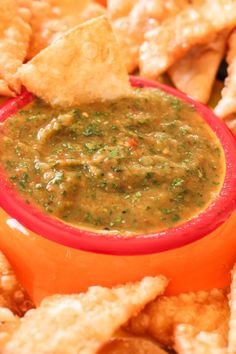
99,336 -> 168,354
3,276 -> 167,354
228,264 -> 236,354
174,324 -> 227,354
27,0 -> 106,59
107,0 -> 138,20
140,0 -> 236,79
111,17 -> 152,74
129,0 -> 194,23
127,289 -> 229,347
48,0 -> 92,15
214,30 -> 236,119
168,31 -> 228,103
18,16 -> 132,107
0,0 -> 31,95
0,307 -> 20,349
26,0 -> 60,59
0,252 -> 33,317
112,0 -> 195,74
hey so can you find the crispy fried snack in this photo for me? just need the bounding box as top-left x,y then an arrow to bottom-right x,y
47,2 -> 106,45
18,16 -> 132,107
127,289 -> 229,347
3,276 -> 167,354
0,308 -> 20,349
129,0 -> 193,23
214,30 -> 236,119
0,0 -> 31,95
112,0 -> 196,74
111,17 -> 153,74
228,264 -> 236,354
27,0 -> 105,59
174,324 -> 227,354
168,31 -> 228,103
26,0 -> 60,59
0,252 -> 33,317
99,336 -> 168,354
107,0 -> 138,20
48,0 -> 91,14
140,0 -> 236,79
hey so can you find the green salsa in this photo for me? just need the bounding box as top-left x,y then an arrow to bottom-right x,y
0,89 -> 225,235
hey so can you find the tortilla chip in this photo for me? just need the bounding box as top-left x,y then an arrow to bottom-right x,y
140,0 -> 236,79
214,30 -> 236,119
228,264 -> 236,354
3,276 -> 167,354
127,289 -> 229,347
0,252 -> 33,317
99,337 -> 168,354
0,0 -> 32,94
168,31 -> 228,103
18,16 -> 132,107
107,0 -> 138,20
27,0 -> 105,59
174,324 -> 227,354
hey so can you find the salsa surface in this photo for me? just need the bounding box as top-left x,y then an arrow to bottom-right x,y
0,89 -> 225,235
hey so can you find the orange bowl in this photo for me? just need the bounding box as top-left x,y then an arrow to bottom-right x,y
0,77 -> 236,305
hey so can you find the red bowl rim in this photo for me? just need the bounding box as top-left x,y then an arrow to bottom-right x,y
1,76 -> 236,256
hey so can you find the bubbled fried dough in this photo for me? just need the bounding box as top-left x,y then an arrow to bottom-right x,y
126,289 -> 229,347
0,252 -> 33,317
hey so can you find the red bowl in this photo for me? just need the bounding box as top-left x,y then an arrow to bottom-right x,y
0,76 -> 236,303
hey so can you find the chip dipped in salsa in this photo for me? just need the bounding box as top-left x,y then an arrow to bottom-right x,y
0,88 -> 225,235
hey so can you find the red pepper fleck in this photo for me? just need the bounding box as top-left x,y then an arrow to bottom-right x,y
128,138 -> 138,148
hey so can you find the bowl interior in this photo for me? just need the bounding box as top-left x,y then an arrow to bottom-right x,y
1,76 -> 236,255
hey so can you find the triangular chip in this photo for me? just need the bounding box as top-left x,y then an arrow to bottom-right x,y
214,30 -> 236,119
111,0 -> 193,74
3,276 -> 167,354
0,0 -> 32,95
140,0 -> 236,79
18,16 -> 131,107
27,0 -> 106,59
174,324 -> 227,354
168,31 -> 228,103
127,289 -> 229,347
228,263 -> 236,354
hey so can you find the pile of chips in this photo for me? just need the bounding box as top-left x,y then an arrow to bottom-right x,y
0,250 -> 236,354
